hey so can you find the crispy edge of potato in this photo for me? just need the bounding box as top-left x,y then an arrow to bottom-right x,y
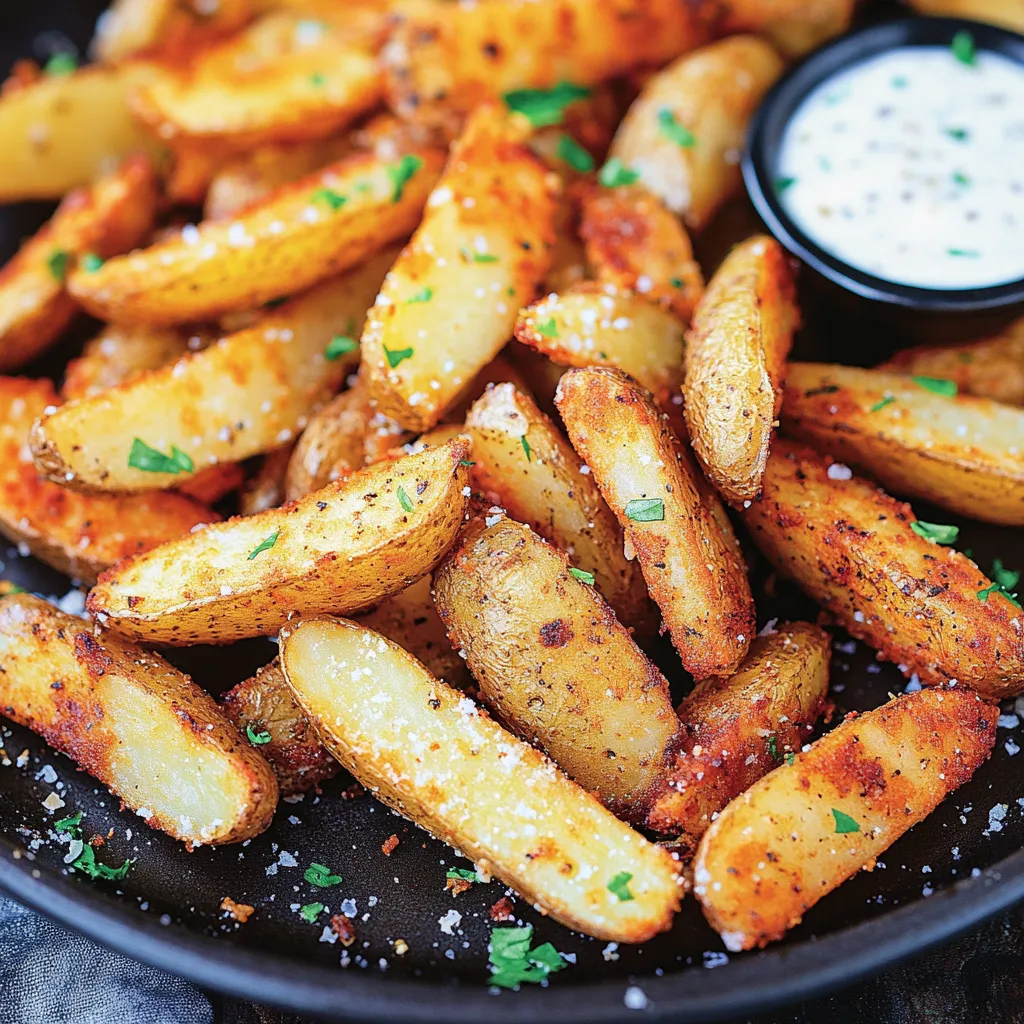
240,443 -> 294,516
905,0 -> 1024,33
646,623 -> 831,847
718,0 -> 856,57
693,686 -> 996,950
86,437 -> 472,645
556,366 -> 755,680
684,235 -> 798,506
280,615 -> 683,943
781,363 -> 1024,526
0,593 -> 278,846
742,439 -> 1024,700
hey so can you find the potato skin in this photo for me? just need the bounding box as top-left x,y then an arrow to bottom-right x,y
718,0 -> 856,56
435,515 -> 678,818
684,235 -> 799,506
0,594 -> 278,846
693,687 -> 996,950
905,0 -> 1024,32
557,366 -> 755,680
647,623 -> 831,847
742,440 -> 1024,700
781,363 -> 1024,525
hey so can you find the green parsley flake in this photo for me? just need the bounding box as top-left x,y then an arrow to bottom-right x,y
774,176 -> 797,194
502,81 -> 590,128
521,435 -> 532,462
569,567 -> 595,585
870,395 -> 896,412
326,335 -> 358,361
832,808 -> 861,834
311,187 -> 347,210
657,108 -> 696,148
446,867 -> 480,883
246,723 -> 272,745
784,752 -> 796,766
55,811 -> 83,833
387,154 -> 424,203
948,248 -> 980,258
767,734 -> 779,761
310,72 -> 326,87
533,316 -> 559,338
304,863 -> 342,887
128,438 -> 194,475
598,157 -> 640,189
397,486 -> 415,513
607,871 -> 634,902
944,126 -> 969,142
44,53 -> 77,77
248,529 -> 280,560
408,286 -> 433,303
0,581 -> 26,595
910,521 -> 959,545
624,497 -> 665,522
670,277 -> 684,289
81,252 -> 104,273
892,75 -> 909,89
556,134 -> 594,173
992,558 -> 1021,592
978,582 -> 1021,608
951,30 -> 976,66
462,249 -> 498,263
952,170 -> 971,187
488,925 -> 567,989
913,376 -> 958,397
299,902 -> 324,923
459,459 -> 475,467
384,345 -> 414,368
48,250 -> 69,282
56,812 -> 132,880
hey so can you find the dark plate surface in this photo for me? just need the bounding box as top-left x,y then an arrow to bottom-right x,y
2,4 -> 1024,1023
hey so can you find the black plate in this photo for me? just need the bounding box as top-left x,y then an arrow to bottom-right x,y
3,4 -> 1024,1023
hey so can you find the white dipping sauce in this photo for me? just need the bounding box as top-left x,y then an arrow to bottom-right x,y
776,43 -> 1024,290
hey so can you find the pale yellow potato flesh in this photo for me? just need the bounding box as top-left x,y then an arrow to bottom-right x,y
280,616 -> 683,943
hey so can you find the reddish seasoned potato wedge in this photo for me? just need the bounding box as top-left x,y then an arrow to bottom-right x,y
0,594 -> 278,846
694,687 -> 996,950
86,437 -> 472,645
743,440 -> 1024,699
0,377 -> 216,585
557,367 -> 755,680
280,616 -> 683,943
719,0 -> 856,56
781,363 -> 1024,525
684,235 -> 799,506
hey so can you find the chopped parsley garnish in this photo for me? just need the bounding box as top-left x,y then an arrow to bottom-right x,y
387,154 -> 423,203
446,867 -> 480,883
992,558 -> 1021,592
247,530 -> 280,561
408,286 -> 433,303
57,811 -> 132,880
891,75 -> 909,89
978,582 -> 1022,609
299,902 -> 324,923
304,863 -> 342,887
766,734 -> 779,761
502,81 -> 590,128
397,486 -> 415,513
326,335 -> 358,361
774,176 -> 797,194
533,316 -> 558,338
0,581 -> 26,596
947,248 -> 980,258
607,871 -> 634,902
461,248 -> 499,263
784,752 -> 796,766
488,925 -> 567,989
44,53 -> 77,76
128,438 -> 194,475
598,157 -> 640,189
310,72 -> 326,87
246,724 -> 272,745
870,395 -> 896,412
913,376 -> 958,397
556,134 -> 594,173
459,459 -> 475,467
657,108 -> 696,148
569,567 -> 595,585
521,435 -> 532,462
311,187 -> 347,210
951,30 -> 976,66
47,250 -> 69,282
384,345 -> 414,368
624,497 -> 664,522
952,170 -> 971,187
55,811 -> 83,833
832,808 -> 861,834
944,126 -> 969,142
911,521 -> 959,545
81,252 -> 104,273
670,277 -> 684,289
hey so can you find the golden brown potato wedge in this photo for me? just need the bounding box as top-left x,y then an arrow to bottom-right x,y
906,0 -> 1024,32
435,515 -> 676,818
544,189 -> 588,294
781,363 -> 1024,526
67,148 -> 444,325
0,156 -> 160,372
877,317 -> 1024,407
86,437 -> 472,645
0,593 -> 278,846
557,367 -> 755,680
176,463 -> 246,505
718,0 -> 856,56
684,235 -> 799,506
464,382 -> 651,628
579,183 -> 704,323
0,377 -> 217,585
239,444 -> 293,516
34,253 -> 395,493
743,440 -> 1024,700
280,616 -> 682,943
361,104 -> 558,432
694,686 -> 996,950
607,36 -> 783,231
647,623 -> 831,847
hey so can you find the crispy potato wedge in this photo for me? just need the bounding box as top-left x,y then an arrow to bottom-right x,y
878,317 -> 1024,407
381,0 -> 714,122
67,148 -> 443,325
579,183 -> 704,323
647,623 -> 831,847
557,367 -> 755,680
240,444 -> 293,516
0,377 -> 216,585
694,686 -> 996,950
86,437 -> 472,645
0,62 -> 162,202
34,253 -> 395,493
435,515 -> 676,817
0,156 -> 160,372
280,616 -> 682,943
608,36 -> 783,231
906,0 -> 1024,32
743,440 -> 1024,699
361,105 -> 558,432
781,363 -> 1024,526
684,235 -> 799,506
464,382 -> 651,628
719,0 -> 856,56
0,594 -> 278,846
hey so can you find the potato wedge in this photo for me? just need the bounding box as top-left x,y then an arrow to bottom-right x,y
34,253 -> 396,494
694,686 -> 996,950
280,616 -> 682,943
464,382 -> 651,629
906,0 -> 1024,32
877,316 -> 1024,407
86,437 -> 472,645
743,440 -> 1024,699
718,0 -> 856,56
0,156 -> 160,372
0,377 -> 216,585
544,189 -> 588,294
361,104 -> 558,432
557,367 -> 755,680
240,444 -> 293,516
579,183 -> 704,323
67,148 -> 444,325
0,62 -> 162,202
684,235 -> 799,506
647,623 -> 831,846
440,353 -> 535,426
607,36 -> 783,231
176,463 -> 246,505
0,593 -> 278,846
435,515 -> 676,817
781,363 -> 1024,526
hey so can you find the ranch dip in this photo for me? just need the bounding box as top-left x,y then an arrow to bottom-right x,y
775,39 -> 1024,290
